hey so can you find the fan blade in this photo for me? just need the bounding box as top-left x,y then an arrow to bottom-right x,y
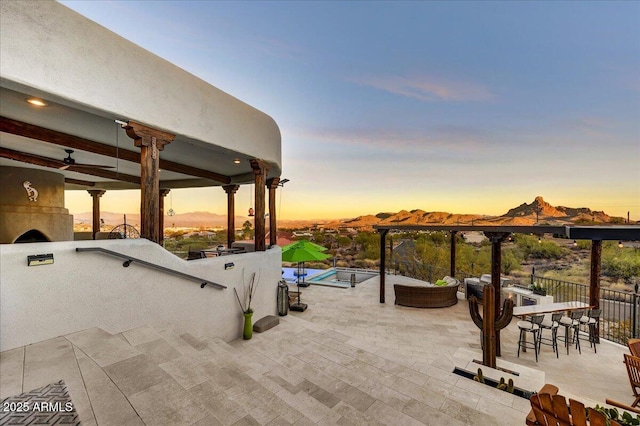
71,163 -> 114,169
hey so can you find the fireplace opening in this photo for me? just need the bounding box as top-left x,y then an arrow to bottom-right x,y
14,229 -> 50,243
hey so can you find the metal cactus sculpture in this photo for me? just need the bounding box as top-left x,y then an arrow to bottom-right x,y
469,284 -> 514,369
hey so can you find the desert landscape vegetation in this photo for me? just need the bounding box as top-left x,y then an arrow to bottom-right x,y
73,196 -> 639,293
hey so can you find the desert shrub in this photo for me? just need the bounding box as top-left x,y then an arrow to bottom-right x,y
513,234 -> 567,259
602,248 -> 640,281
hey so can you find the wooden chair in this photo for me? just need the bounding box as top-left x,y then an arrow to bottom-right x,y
624,353 -> 640,407
528,392 -> 620,426
628,339 -> 640,357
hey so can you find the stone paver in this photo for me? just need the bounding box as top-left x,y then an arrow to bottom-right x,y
0,275 -> 631,425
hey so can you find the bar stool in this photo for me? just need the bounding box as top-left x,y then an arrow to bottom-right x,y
580,308 -> 601,353
517,314 -> 545,362
559,310 -> 584,355
538,312 -> 563,358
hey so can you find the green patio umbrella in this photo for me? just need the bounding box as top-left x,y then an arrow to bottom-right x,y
281,239 -> 328,253
281,242 -> 331,312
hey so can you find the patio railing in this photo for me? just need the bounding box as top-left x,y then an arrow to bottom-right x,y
531,275 -> 638,346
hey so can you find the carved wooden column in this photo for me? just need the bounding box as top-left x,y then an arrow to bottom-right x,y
590,239 -> 602,342
223,185 -> 239,248
267,177 -> 280,247
250,159 -> 270,251
87,189 -> 106,239
159,189 -> 170,246
450,231 -> 457,278
378,228 -> 389,303
484,231 -> 510,357
125,122 -> 174,244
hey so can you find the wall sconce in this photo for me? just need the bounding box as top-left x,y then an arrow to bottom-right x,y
27,253 -> 54,266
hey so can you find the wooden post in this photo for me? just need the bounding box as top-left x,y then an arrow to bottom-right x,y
469,286 -> 514,369
125,122 -> 174,244
378,228 -> 389,303
250,159 -> 270,251
159,189 -> 170,247
484,231 -> 510,357
267,177 -> 280,247
450,230 -> 457,278
590,239 -> 602,342
87,190 -> 105,239
223,185 -> 239,248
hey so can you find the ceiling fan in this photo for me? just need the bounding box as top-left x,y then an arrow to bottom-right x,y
59,149 -> 113,170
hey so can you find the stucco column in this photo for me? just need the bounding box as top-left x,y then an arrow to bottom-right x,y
266,177 -> 280,247
125,122 -> 174,243
223,185 -> 239,248
159,189 -> 170,246
87,190 -> 106,239
250,159 -> 270,251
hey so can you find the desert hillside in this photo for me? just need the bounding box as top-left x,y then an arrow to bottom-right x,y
320,196 -> 626,230
73,196 -> 629,230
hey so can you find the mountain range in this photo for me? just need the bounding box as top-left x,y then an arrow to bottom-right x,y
321,196 -> 625,229
73,197 -> 629,229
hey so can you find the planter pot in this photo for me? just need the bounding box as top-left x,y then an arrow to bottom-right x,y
532,289 -> 547,296
243,312 -> 253,340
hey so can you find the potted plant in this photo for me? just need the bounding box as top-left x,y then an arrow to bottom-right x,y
530,284 -> 547,296
234,270 -> 259,340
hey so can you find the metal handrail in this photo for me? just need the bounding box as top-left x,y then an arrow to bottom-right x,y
76,247 -> 226,289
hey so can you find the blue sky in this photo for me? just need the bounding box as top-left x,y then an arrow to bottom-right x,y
62,1 -> 640,220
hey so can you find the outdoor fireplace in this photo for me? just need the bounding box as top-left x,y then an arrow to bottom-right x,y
0,166 -> 73,243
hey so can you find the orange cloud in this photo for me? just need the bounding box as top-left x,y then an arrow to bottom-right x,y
354,74 -> 495,102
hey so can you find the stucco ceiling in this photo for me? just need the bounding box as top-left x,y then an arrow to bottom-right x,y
0,87 -> 263,190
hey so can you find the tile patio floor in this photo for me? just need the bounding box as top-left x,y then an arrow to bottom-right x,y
0,274 -> 631,425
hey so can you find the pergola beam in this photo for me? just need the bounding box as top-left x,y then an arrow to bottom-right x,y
0,147 -> 140,184
0,116 -> 231,184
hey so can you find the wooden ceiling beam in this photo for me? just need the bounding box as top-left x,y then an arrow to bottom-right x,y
0,147 -> 141,185
65,178 -> 95,186
0,116 -> 231,184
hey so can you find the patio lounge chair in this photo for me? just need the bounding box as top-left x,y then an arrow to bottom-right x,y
624,353 -> 640,407
528,391 -> 620,425
629,339 -> 640,357
394,277 -> 459,308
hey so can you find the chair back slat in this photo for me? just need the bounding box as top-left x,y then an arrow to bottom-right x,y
586,407 -> 611,426
569,398 -> 588,425
629,339 -> 640,357
552,395 -> 571,424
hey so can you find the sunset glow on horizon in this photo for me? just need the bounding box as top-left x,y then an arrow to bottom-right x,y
61,1 -> 640,222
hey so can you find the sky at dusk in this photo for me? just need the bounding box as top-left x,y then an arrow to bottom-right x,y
61,1 -> 640,221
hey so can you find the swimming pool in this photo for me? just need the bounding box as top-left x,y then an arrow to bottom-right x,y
282,267 -> 377,288
307,268 -> 377,288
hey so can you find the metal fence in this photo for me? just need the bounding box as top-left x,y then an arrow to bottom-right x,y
531,275 -> 639,345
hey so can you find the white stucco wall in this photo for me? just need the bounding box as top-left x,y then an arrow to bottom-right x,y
0,239 -> 281,351
0,0 -> 281,171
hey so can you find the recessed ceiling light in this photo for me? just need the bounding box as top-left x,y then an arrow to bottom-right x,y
27,98 -> 47,107
233,159 -> 241,164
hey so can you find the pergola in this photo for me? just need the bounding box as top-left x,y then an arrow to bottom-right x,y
375,224 -> 640,357
0,1 -> 283,249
